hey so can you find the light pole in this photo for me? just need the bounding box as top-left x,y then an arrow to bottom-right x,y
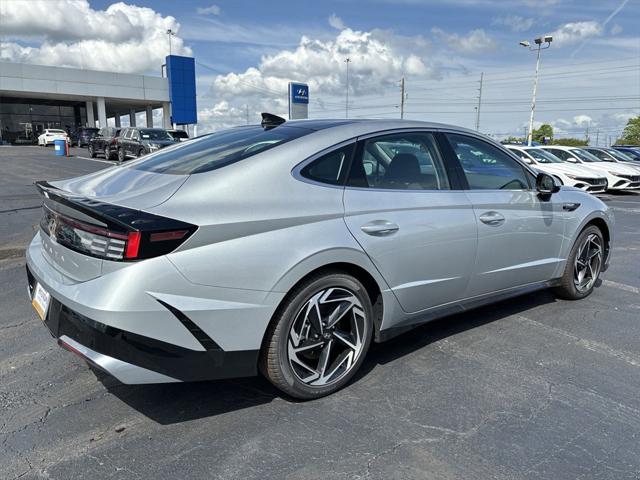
345,57 -> 351,118
167,29 -> 176,56
520,36 -> 552,146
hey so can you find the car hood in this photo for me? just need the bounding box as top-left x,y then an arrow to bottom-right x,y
579,161 -> 640,176
538,163 -> 604,177
143,140 -> 176,147
49,165 -> 189,210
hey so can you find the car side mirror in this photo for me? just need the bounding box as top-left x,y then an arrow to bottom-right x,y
536,172 -> 560,195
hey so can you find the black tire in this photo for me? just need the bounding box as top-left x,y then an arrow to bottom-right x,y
553,225 -> 604,300
260,271 -> 373,400
88,144 -> 96,158
137,148 -> 144,158
117,147 -> 125,163
104,146 -> 111,160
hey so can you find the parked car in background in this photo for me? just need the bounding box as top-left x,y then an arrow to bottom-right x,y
71,127 -> 99,147
506,145 -> 607,193
88,127 -> 121,160
116,127 -> 177,162
37,129 -> 68,146
583,147 -> 640,172
540,145 -> 640,191
167,129 -> 189,142
26,118 -> 614,399
612,146 -> 640,162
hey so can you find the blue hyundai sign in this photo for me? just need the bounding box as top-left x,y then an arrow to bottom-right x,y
166,55 -> 197,125
290,83 -> 309,104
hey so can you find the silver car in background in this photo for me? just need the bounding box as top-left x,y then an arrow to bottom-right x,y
27,118 -> 614,399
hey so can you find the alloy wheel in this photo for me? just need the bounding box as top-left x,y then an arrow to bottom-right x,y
287,287 -> 366,387
573,233 -> 602,293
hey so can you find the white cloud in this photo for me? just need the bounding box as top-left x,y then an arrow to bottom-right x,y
610,24 -> 623,35
328,14 -> 346,30
0,0 -> 191,74
197,4 -> 221,16
431,28 -> 497,53
550,21 -> 603,46
573,114 -> 593,127
491,15 -> 535,33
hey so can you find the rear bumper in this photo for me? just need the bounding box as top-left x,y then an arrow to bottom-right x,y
27,264 -> 259,384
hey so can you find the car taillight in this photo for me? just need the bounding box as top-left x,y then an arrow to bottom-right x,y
40,205 -> 195,261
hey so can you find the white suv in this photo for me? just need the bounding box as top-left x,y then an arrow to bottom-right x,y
37,129 -> 68,146
507,145 -> 607,193
540,145 -> 640,191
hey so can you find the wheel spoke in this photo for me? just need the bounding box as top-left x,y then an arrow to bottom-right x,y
573,233 -> 603,293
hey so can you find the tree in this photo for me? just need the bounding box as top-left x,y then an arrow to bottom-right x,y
552,138 -> 588,147
532,124 -> 554,143
616,116 -> 640,145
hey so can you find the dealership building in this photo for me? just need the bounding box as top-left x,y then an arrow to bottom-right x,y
0,55 -> 197,144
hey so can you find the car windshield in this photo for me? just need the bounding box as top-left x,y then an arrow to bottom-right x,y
571,149 -> 601,162
48,130 -> 66,134
524,148 -> 562,163
130,125 -> 312,174
139,129 -> 173,141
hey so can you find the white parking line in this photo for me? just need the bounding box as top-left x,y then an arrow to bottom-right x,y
603,279 -> 640,294
75,156 -> 115,165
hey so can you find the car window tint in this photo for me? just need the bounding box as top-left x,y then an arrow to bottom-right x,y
348,132 -> 450,190
130,125 -> 313,175
301,144 -> 355,185
448,134 -> 530,190
545,148 -> 571,161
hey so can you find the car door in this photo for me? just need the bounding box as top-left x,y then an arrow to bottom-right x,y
94,128 -> 105,152
130,129 -> 141,155
444,133 -> 566,297
342,131 -> 477,314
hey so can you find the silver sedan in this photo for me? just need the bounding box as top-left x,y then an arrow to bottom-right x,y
26,118 -> 614,399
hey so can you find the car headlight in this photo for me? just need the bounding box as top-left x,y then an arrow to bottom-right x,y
566,174 -> 577,179
607,171 -> 626,177
148,143 -> 160,151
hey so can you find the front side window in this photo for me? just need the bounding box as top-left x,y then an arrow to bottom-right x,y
509,148 -> 535,164
301,144 -> 355,186
347,132 -> 450,190
584,149 -> 613,162
130,125 -> 312,175
525,148 -> 562,164
448,134 -> 530,190
572,149 -> 601,162
544,148 -> 573,161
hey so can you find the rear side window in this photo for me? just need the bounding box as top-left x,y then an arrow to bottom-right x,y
347,132 -> 450,190
545,149 -> 572,161
301,144 -> 355,186
130,126 -> 312,174
447,134 -> 530,190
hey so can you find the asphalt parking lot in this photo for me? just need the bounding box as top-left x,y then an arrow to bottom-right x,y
1,146 -> 640,480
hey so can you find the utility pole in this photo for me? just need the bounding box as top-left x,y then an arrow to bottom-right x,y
595,129 -> 599,147
520,36 -> 553,146
245,104 -> 249,125
400,77 -> 405,119
345,58 -> 351,119
475,72 -> 483,131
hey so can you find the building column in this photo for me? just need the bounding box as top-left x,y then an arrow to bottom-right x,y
129,109 -> 137,127
146,106 -> 153,128
86,101 -> 95,127
97,97 -> 107,128
162,102 -> 171,129
114,114 -> 121,128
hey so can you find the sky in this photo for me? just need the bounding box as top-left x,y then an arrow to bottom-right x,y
1,0 -> 639,143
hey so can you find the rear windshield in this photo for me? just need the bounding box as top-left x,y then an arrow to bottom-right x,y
170,130 -> 189,139
130,126 -> 312,174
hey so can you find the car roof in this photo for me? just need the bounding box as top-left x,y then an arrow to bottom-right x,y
283,118 -> 477,133
540,145 -> 580,151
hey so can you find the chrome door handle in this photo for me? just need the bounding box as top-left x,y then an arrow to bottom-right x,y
479,211 -> 505,226
361,221 -> 399,236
